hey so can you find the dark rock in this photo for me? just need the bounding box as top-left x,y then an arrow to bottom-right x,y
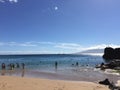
96,63 -> 108,70
115,48 -> 120,59
107,60 -> 120,69
95,64 -> 101,68
103,47 -> 120,60
114,67 -> 120,70
99,78 -> 111,85
103,47 -> 115,60
109,82 -> 120,90
99,79 -> 120,90
96,60 -> 120,70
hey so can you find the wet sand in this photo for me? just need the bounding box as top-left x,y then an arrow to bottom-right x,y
1,68 -> 120,90
1,69 -> 120,84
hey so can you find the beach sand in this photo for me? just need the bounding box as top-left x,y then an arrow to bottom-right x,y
0,76 -> 109,90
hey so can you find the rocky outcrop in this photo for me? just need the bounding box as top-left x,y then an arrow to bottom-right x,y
103,47 -> 120,60
99,47 -> 120,70
95,60 -> 120,70
99,78 -> 120,90
114,48 -> 120,59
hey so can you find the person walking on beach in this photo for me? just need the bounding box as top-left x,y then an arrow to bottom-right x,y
55,61 -> 58,70
1,63 -> 6,75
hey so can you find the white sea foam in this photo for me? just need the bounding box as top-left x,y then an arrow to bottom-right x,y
116,80 -> 120,86
104,69 -> 120,75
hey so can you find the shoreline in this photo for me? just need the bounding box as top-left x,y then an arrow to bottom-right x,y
0,69 -> 120,84
0,76 -> 109,90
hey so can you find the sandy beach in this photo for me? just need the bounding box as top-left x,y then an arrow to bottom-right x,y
0,76 -> 109,90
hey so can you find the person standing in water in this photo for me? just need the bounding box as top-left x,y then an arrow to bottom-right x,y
22,63 -> 25,70
2,63 -> 6,70
76,62 -> 79,66
55,61 -> 58,70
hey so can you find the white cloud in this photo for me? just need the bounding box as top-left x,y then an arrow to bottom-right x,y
0,0 -> 18,3
55,43 -> 83,50
0,41 -> 120,54
84,44 -> 107,50
0,50 -> 58,55
0,41 -> 120,50
0,42 -> 5,46
85,44 -> 120,50
0,0 -> 5,3
0,42 -> 37,47
9,0 -> 18,3
54,43 -> 120,52
37,42 -> 56,45
8,42 -> 17,46
18,42 -> 37,47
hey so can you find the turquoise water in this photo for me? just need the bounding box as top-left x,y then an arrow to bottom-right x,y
0,54 -> 104,71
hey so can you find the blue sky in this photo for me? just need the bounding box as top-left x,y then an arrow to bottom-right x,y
0,0 -> 120,54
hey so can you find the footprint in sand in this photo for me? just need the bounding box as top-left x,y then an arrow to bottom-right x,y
54,86 -> 65,90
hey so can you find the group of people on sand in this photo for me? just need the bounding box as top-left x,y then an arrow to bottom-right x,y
1,63 -> 25,70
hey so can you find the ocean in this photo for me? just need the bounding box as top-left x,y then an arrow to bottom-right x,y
0,54 -> 120,82
0,54 -> 103,71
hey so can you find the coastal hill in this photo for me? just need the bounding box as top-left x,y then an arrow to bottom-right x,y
76,49 -> 104,56
103,47 -> 120,60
